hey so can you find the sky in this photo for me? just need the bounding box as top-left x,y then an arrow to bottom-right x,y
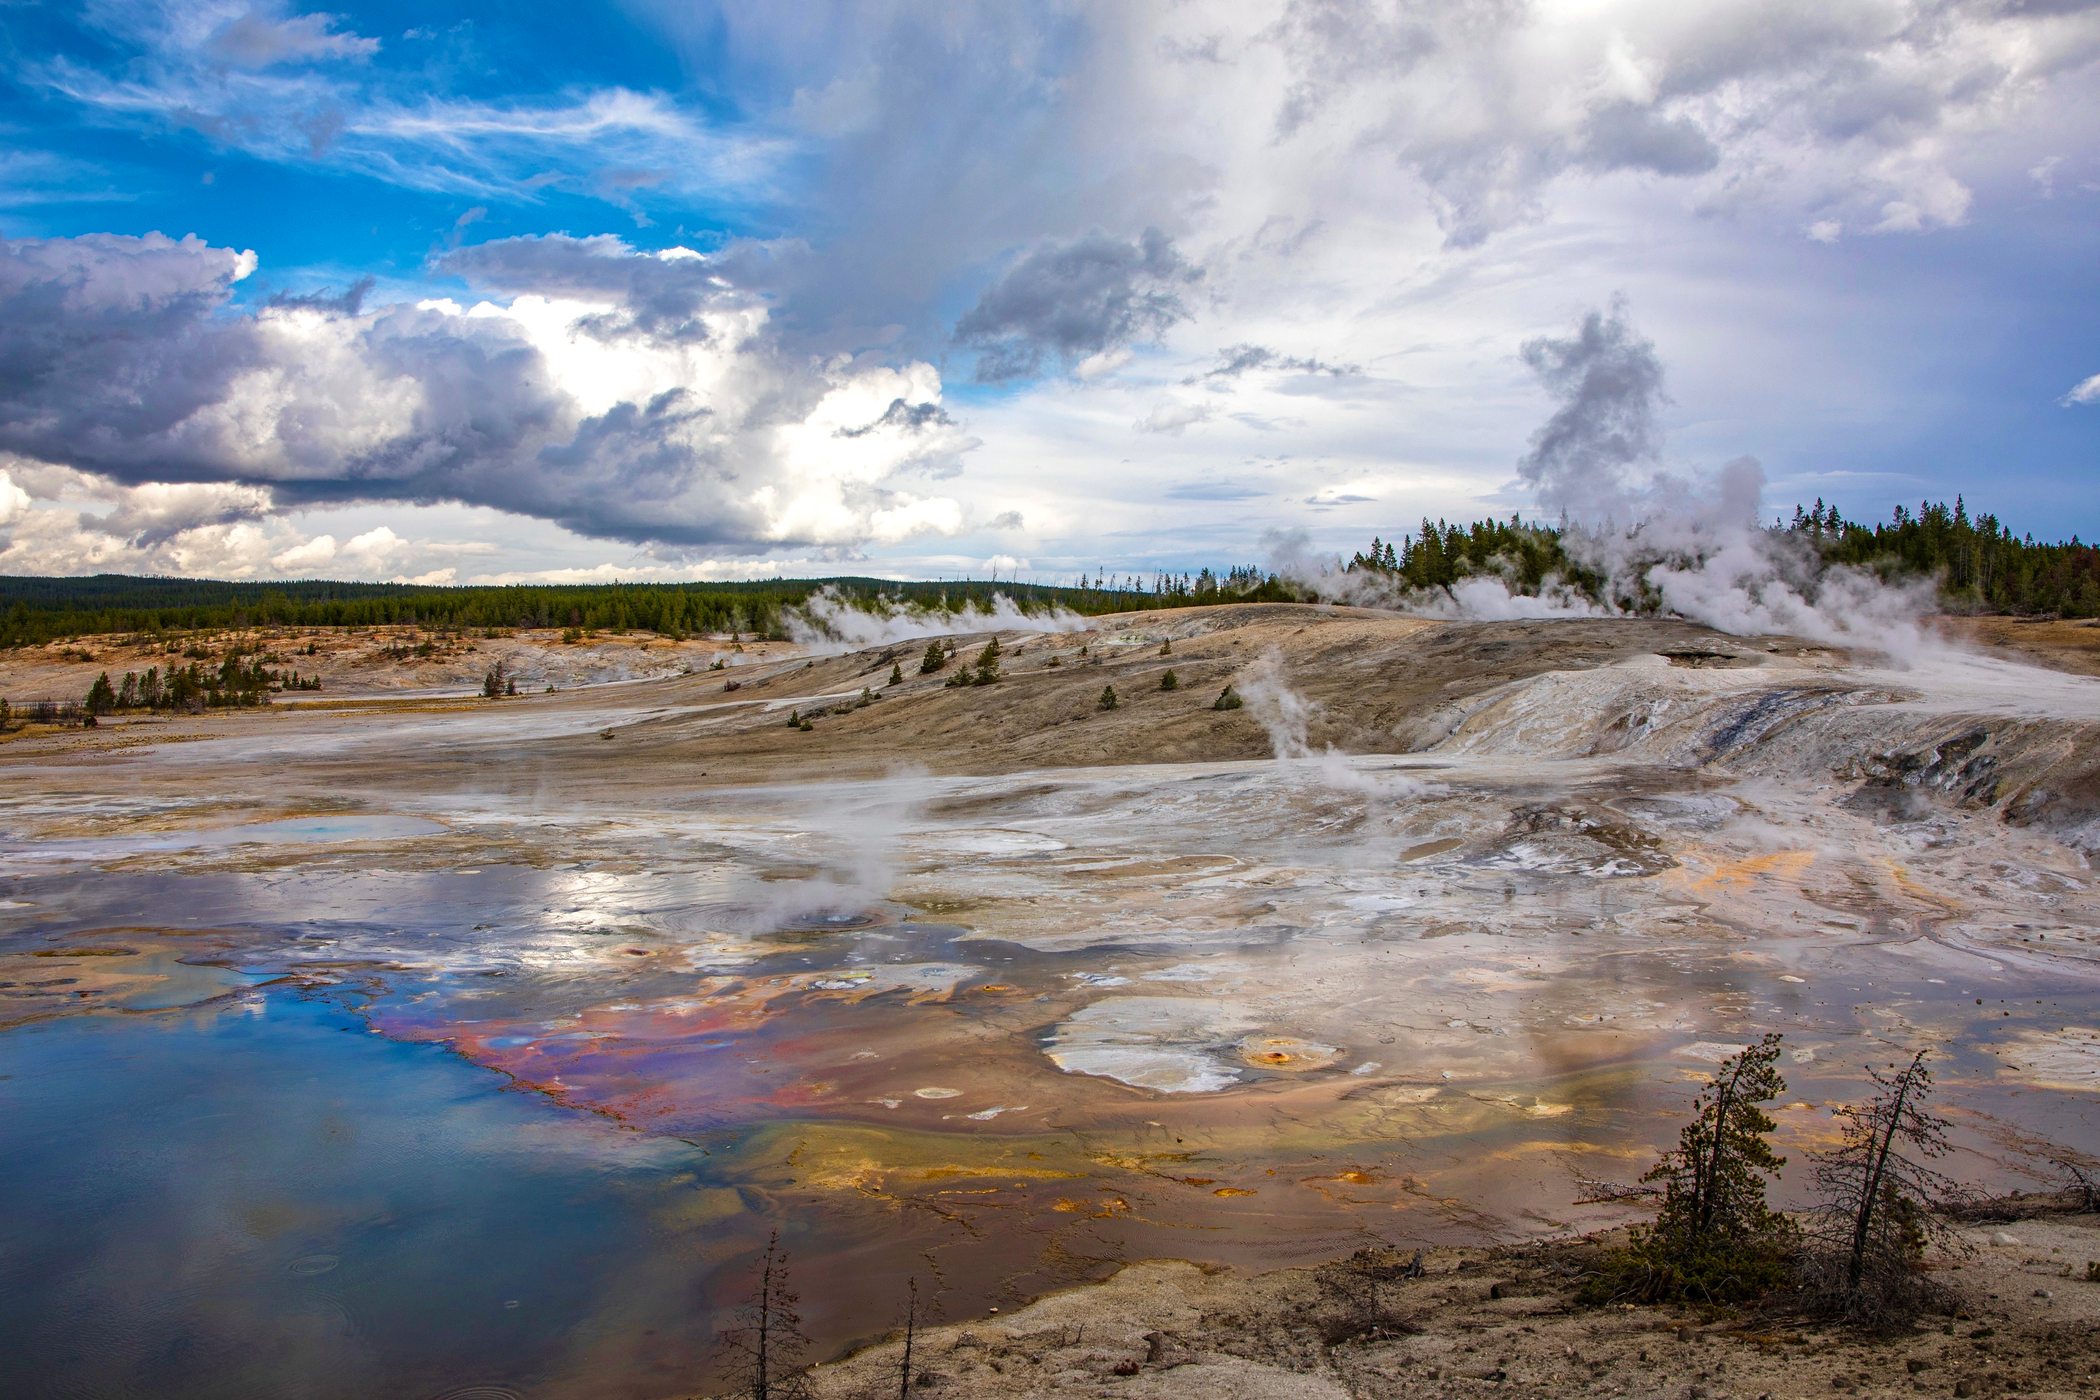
0,0 -> 2095,587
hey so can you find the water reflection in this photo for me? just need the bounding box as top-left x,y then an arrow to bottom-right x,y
1,751 -> 2095,1394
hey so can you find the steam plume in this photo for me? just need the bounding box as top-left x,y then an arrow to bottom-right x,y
1271,300 -> 1947,662
784,586 -> 1083,654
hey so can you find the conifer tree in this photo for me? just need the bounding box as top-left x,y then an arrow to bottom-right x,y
1160,669 -> 1179,691
888,662 -> 903,686
1584,1034 -> 1795,1304
84,671 -> 116,716
1097,684 -> 1118,711
918,640 -> 946,675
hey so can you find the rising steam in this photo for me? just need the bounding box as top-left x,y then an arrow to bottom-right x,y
716,769 -> 932,932
1236,647 -> 1425,799
785,586 -> 1084,654
1272,299 -> 1947,663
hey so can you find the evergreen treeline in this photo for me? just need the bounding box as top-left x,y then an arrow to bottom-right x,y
87,657 -> 303,715
9,492 -> 2081,647
1788,497 -> 2099,616
1347,498 -> 2100,617
1348,515 -> 1595,596
0,569 -> 1299,648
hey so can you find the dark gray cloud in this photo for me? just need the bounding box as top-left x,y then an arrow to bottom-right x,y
0,231 -> 965,552
1191,343 -> 1360,382
436,234 -> 751,342
835,397 -> 956,438
269,275 -> 374,314
1516,297 -> 1666,516
955,228 -> 1199,382
0,232 -> 263,464
1578,104 -> 1720,176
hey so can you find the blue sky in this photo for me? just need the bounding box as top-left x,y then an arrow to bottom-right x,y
0,1 -> 2094,584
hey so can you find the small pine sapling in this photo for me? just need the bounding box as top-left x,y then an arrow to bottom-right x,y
1098,684 -> 1118,711
1160,669 -> 1179,691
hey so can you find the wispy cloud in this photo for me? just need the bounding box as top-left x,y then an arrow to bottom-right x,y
35,6 -> 784,209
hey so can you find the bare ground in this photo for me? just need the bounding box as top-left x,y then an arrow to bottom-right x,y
0,623 -> 776,700
1935,617 -> 2100,680
793,1214 -> 2100,1400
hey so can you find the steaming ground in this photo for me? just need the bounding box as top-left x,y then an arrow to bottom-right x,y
3,603 -> 2098,1397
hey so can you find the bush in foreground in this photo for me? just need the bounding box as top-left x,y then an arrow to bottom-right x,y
1579,1034 -> 1796,1306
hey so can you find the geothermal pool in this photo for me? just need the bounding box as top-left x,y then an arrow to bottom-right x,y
3,644 -> 2097,1397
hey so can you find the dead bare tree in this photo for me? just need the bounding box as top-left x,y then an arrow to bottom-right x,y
895,1278 -> 918,1400
1804,1049 -> 1965,1327
717,1230 -> 814,1400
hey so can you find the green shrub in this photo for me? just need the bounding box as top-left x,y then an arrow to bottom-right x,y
1580,1035 -> 1797,1307
1098,685 -> 1118,711
1213,685 -> 1242,711
1160,669 -> 1179,691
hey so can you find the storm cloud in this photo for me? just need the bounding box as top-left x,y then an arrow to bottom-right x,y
955,228 -> 1199,382
435,234 -> 760,343
0,231 -> 970,552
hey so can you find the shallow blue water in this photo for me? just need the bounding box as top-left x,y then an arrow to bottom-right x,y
0,994 -> 734,1400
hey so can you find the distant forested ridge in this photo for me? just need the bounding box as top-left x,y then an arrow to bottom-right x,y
3,495 -> 2089,646
1347,498 -> 2100,618
0,568 -> 1297,647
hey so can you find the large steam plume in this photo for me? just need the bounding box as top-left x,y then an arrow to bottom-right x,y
1274,299 -> 1943,661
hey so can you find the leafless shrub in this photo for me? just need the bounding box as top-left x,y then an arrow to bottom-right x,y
1800,1050 -> 1967,1330
715,1230 -> 814,1400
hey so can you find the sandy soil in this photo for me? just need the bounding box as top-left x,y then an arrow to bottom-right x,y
793,1214 -> 2100,1400
1935,617 -> 2100,679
